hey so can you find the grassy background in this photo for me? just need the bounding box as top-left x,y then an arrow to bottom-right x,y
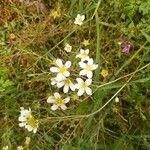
0,0 -> 150,149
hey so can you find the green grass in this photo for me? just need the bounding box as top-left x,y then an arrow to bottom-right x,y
0,0 -> 150,149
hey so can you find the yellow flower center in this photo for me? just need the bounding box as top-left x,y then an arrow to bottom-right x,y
64,79 -> 71,85
81,82 -> 87,89
86,64 -> 93,71
59,67 -> 66,73
55,98 -> 63,106
27,115 -> 38,128
81,53 -> 88,58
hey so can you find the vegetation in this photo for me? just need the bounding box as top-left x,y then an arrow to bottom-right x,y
0,0 -> 150,149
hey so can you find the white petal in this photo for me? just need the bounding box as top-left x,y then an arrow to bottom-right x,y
19,116 -> 26,122
85,79 -> 92,85
81,15 -> 85,20
60,104 -> 67,110
87,71 -> 93,78
93,64 -> 98,70
33,128 -> 37,133
75,83 -> 80,89
57,81 -> 64,88
51,104 -> 58,110
80,49 -> 84,54
47,96 -> 55,103
26,125 -> 33,132
88,58 -> 93,64
65,61 -> 71,68
55,59 -> 63,67
51,78 -> 56,85
77,89 -> 84,96
56,73 -> 65,81
64,71 -> 70,77
54,92 -> 61,99
63,97 -> 70,103
79,61 -> 86,68
85,49 -> 89,54
19,122 -> 26,127
86,87 -> 92,95
63,85 -> 69,93
70,83 -> 75,91
50,67 -> 59,73
80,70 -> 86,76
76,78 -> 83,84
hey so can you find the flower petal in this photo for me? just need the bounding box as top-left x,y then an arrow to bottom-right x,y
87,71 -> 93,79
55,59 -> 63,67
88,58 -> 93,64
77,89 -> 84,96
86,87 -> 92,95
79,70 -> 86,76
19,122 -> 26,127
47,96 -> 55,103
70,83 -> 75,91
51,104 -> 58,110
79,61 -> 86,68
85,79 -> 92,85
85,49 -> 89,54
76,78 -> 83,84
54,92 -> 61,99
60,104 -> 67,110
64,71 -> 70,77
57,81 -> 64,88
63,85 -> 69,93
56,73 -> 65,81
63,97 -> 70,103
65,61 -> 71,68
50,67 -> 59,73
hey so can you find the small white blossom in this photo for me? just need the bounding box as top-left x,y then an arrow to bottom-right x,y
64,43 -> 72,52
2,146 -> 8,150
76,49 -> 90,61
79,58 -> 98,78
25,137 -> 31,145
57,77 -> 75,93
47,92 -> 70,110
74,14 -> 85,26
50,59 -> 71,81
115,97 -> 119,103
75,78 -> 92,96
17,146 -> 23,150
50,77 -> 57,85
18,107 -> 38,133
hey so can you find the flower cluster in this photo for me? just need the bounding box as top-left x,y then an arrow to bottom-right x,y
48,47 -> 98,110
18,107 -> 39,133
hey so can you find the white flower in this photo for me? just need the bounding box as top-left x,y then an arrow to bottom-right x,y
25,137 -> 31,145
76,49 -> 90,61
74,14 -> 85,26
115,97 -> 119,103
79,58 -> 98,78
75,78 -> 92,96
50,77 -> 57,85
18,107 -> 38,133
50,59 -> 71,81
64,43 -> 72,52
17,146 -> 23,150
2,146 -> 8,150
57,77 -> 75,93
47,92 -> 70,110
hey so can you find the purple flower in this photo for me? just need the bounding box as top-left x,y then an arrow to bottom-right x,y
121,44 -> 131,54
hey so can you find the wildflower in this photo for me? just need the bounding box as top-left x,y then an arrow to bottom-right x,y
64,43 -> 72,52
75,78 -> 92,96
57,77 -> 75,93
50,77 -> 57,85
50,9 -> 60,19
76,49 -> 90,61
47,92 -> 70,110
115,97 -> 119,103
2,146 -> 8,150
17,146 -> 23,150
101,69 -> 109,78
74,14 -> 85,26
81,39 -> 90,46
121,44 -> 131,53
79,58 -> 98,78
50,59 -> 71,81
18,107 -> 38,133
25,137 -> 31,146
